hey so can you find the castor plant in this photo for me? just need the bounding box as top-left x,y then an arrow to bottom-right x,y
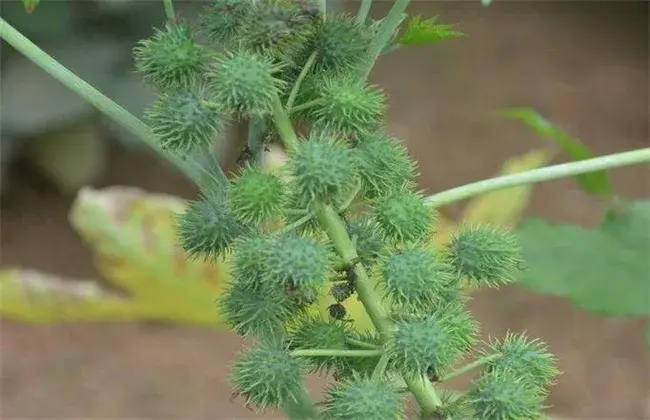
2,0 -> 650,418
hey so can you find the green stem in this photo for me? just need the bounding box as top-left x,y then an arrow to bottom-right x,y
346,337 -> 380,350
424,147 -> 650,209
441,353 -> 502,382
275,212 -> 314,235
291,349 -> 382,358
361,0 -> 411,80
270,88 -> 442,417
282,386 -> 320,420
286,50 -> 318,111
316,204 -> 442,415
337,179 -> 362,214
356,0 -> 373,23
163,0 -> 175,21
0,17 -> 205,186
271,95 -> 300,154
246,117 -> 267,165
289,98 -> 323,114
371,351 -> 390,380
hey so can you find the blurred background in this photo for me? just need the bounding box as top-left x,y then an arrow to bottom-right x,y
1,0 -> 648,418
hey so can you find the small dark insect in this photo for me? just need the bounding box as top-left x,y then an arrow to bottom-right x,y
330,281 -> 354,302
345,266 -> 357,283
328,302 -> 347,320
236,145 -> 254,167
426,366 -> 440,383
236,144 -> 271,167
429,408 -> 447,420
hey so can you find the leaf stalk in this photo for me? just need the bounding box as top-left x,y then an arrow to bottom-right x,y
424,147 -> 650,209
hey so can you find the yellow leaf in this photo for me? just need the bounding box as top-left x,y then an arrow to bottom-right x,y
68,186 -> 230,327
0,268 -> 143,323
460,148 -> 557,228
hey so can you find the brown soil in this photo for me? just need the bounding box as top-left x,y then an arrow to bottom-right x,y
1,2 -> 649,419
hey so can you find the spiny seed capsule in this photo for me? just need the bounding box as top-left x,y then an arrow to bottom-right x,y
309,13 -> 373,74
145,88 -> 223,158
134,22 -> 208,90
240,0 -> 316,60
209,50 -> 286,116
355,130 -> 418,199
291,134 -> 357,204
201,0 -> 250,45
314,76 -> 386,135
447,224 -> 524,288
328,302 -> 347,320
373,189 -> 435,245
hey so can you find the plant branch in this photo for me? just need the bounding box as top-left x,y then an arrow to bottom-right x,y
292,348 -> 382,358
361,0 -> 410,80
337,179 -> 363,214
441,353 -> 502,382
289,98 -> 323,114
371,351 -> 390,380
163,0 -> 175,21
315,204 -> 443,415
356,0 -> 373,24
286,50 -> 318,111
346,337 -> 380,349
271,95 -> 300,154
269,70 -> 443,418
0,17 -> 207,187
282,387 -> 320,420
424,147 -> 650,209
274,212 -> 314,235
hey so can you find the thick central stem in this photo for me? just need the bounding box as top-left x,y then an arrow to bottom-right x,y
316,204 -> 442,415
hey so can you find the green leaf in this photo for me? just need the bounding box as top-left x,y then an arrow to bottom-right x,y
398,15 -> 464,47
600,199 -> 650,250
517,202 -> 650,316
21,0 -> 40,13
499,107 -> 613,196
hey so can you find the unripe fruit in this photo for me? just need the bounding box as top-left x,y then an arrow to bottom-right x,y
201,0 -> 250,45
373,189 -> 435,245
220,274 -> 309,338
265,234 -> 332,293
345,216 -> 384,267
468,370 -> 544,420
229,165 -> 286,226
447,224 -> 524,287
231,342 -> 309,410
387,302 -> 478,378
291,134 -> 357,205
381,248 -> 456,310
313,76 -> 386,135
134,22 -> 208,90
355,130 -> 418,199
209,50 -> 286,116
145,87 -> 224,157
308,14 -> 373,74
177,196 -> 248,260
322,375 -> 405,420
240,0 -> 316,61
480,332 -> 559,393
289,315 -> 351,374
